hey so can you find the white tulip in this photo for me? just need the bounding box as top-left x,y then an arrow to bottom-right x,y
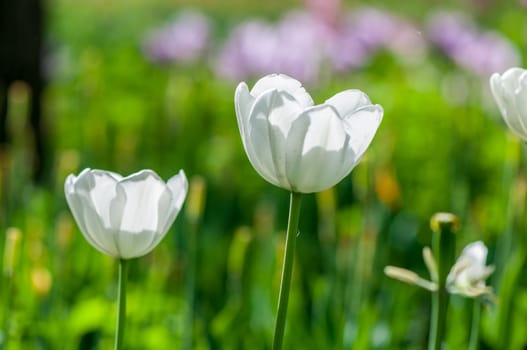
235,74 -> 383,193
65,168 -> 188,259
447,241 -> 494,297
490,67 -> 527,141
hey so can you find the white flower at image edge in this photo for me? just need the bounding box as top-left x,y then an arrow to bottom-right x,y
490,67 -> 527,141
235,74 -> 383,193
447,241 -> 494,297
65,168 -> 188,259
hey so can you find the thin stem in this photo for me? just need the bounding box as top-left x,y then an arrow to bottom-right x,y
429,288 -> 448,350
115,259 -> 129,350
468,299 -> 481,350
497,249 -> 525,350
428,214 -> 457,350
497,142 -> 527,349
273,192 -> 302,350
183,223 -> 198,350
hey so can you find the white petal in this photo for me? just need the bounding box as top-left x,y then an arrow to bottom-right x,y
117,170 -> 169,233
115,230 -> 160,259
250,73 -> 314,108
500,67 -> 526,93
514,73 -> 527,132
76,191 -> 120,257
65,174 -> 108,254
491,72 -> 527,139
159,170 -> 188,235
65,170 -> 120,256
247,89 -> 304,189
343,105 -> 383,161
235,82 -> 270,181
69,169 -> 120,227
324,89 -> 372,117
234,82 -> 255,142
284,105 -> 351,193
460,241 -> 487,265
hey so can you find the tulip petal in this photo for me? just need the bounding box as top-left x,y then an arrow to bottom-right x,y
66,171 -> 121,256
343,104 -> 383,161
234,82 -> 254,142
250,73 -> 314,108
324,89 -> 372,117
77,194 -> 120,257
84,170 -> 122,229
159,170 -> 188,235
235,82 -> 271,180
115,230 -> 160,259
514,73 -> 527,133
248,89 -> 304,189
117,170 -> 168,234
65,174 -> 116,256
491,69 -> 527,139
285,105 -> 351,193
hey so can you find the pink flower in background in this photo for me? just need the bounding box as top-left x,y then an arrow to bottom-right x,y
143,10 -> 210,64
427,11 -> 520,77
305,0 -> 342,27
349,8 -> 398,51
216,12 -> 330,83
215,20 -> 279,81
145,7 -> 521,81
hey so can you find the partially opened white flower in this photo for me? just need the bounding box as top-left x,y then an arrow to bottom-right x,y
65,168 -> 188,259
447,241 -> 494,297
235,74 -> 383,193
490,67 -> 527,140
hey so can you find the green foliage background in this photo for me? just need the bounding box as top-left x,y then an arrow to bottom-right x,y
1,0 -> 527,349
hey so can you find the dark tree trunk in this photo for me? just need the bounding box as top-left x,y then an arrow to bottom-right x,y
0,0 -> 47,182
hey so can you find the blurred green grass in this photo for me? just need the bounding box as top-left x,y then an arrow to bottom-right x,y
1,0 -> 527,349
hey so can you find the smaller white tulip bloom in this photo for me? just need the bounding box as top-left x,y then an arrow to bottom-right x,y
447,241 -> 494,298
65,168 -> 188,259
490,67 -> 527,141
235,74 -> 383,193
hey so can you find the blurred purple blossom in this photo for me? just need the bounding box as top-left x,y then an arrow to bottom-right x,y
427,12 -> 520,77
305,0 -> 342,27
143,10 -> 210,64
328,8 -> 426,70
215,12 -> 329,83
215,7 -> 427,82
144,7 -> 519,82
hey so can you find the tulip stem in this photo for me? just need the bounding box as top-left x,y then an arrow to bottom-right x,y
273,192 -> 302,350
115,258 -> 129,350
468,299 -> 481,350
428,214 -> 457,350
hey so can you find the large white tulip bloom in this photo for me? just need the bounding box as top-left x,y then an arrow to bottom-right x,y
235,74 -> 383,193
65,168 -> 188,259
446,241 -> 494,297
490,67 -> 527,141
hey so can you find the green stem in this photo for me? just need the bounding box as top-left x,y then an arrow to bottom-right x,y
428,214 -> 457,350
468,299 -> 481,350
183,223 -> 198,350
273,192 -> 302,350
115,259 -> 129,350
497,249 -> 526,350
429,289 -> 447,350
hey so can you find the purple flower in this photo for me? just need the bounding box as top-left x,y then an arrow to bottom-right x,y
327,8 -> 426,70
305,0 -> 342,27
143,10 -> 210,64
348,8 -> 398,51
215,12 -> 329,83
214,20 -> 278,81
427,11 -> 520,77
